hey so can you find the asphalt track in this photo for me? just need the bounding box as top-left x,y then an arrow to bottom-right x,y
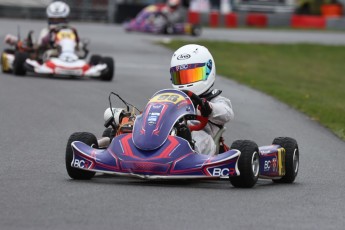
0,19 -> 344,230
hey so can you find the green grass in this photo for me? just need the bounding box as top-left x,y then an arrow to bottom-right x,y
161,40 -> 345,140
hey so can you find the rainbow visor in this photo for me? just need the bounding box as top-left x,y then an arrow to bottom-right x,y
170,63 -> 208,85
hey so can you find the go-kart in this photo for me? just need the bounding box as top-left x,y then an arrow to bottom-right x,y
124,4 -> 201,36
65,89 -> 299,188
1,28 -> 114,81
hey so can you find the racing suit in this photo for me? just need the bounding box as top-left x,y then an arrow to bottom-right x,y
37,26 -> 80,61
37,26 -> 80,48
161,5 -> 183,24
192,89 -> 234,156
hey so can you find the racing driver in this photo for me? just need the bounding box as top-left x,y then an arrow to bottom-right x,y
37,1 -> 80,60
170,44 -> 234,156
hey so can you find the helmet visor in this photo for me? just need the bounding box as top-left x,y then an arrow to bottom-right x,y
170,63 -> 207,85
49,17 -> 68,25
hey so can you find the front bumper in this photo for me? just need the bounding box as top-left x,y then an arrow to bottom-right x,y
25,59 -> 107,77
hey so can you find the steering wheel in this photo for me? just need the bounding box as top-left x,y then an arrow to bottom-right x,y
182,90 -> 208,132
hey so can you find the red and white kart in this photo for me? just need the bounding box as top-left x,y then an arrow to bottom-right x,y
2,28 -> 114,81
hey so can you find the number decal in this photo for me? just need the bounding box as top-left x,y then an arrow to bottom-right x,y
56,29 -> 76,42
150,93 -> 184,104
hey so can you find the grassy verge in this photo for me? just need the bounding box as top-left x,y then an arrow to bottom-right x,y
161,40 -> 345,140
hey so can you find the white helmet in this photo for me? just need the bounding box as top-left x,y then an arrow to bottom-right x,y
46,1 -> 70,27
167,0 -> 180,9
170,44 -> 216,96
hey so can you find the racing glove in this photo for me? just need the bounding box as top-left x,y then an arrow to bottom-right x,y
199,98 -> 213,117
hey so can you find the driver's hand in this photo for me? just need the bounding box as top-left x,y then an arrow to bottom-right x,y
199,98 -> 213,117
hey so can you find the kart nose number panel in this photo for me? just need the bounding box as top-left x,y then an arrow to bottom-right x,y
133,89 -> 195,150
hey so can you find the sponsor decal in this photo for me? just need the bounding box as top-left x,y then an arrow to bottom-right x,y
73,159 -> 89,168
264,160 -> 271,171
152,104 -> 163,109
178,64 -> 189,70
147,115 -> 158,125
260,150 -> 271,154
177,53 -> 191,60
272,158 -> 277,172
264,157 -> 278,172
211,168 -> 229,177
149,112 -> 160,116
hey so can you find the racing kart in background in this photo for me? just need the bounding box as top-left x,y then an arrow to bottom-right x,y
124,4 -> 202,36
65,89 -> 299,188
1,28 -> 114,81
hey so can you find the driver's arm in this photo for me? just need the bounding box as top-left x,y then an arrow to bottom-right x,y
72,27 -> 80,47
208,96 -> 234,125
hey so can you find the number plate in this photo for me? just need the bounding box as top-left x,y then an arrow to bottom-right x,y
55,68 -> 82,76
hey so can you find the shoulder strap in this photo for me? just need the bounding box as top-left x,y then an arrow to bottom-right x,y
200,89 -> 222,101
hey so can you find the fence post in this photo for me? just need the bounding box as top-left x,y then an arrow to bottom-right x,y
108,0 -> 117,23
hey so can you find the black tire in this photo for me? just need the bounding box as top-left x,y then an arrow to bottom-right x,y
164,23 -> 175,35
100,57 -> 114,81
272,137 -> 299,183
13,51 -> 28,76
65,132 -> 98,180
89,54 -> 102,66
191,24 -> 202,36
1,49 -> 14,73
229,140 -> 260,188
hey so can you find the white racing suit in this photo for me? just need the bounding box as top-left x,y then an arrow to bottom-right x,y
192,89 -> 234,156
37,26 -> 82,61
161,6 -> 183,24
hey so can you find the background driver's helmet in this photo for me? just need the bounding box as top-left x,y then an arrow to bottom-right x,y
46,1 -> 70,28
170,44 -> 216,96
167,0 -> 180,9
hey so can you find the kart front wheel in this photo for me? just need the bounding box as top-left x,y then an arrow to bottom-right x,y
164,23 -> 174,35
13,51 -> 28,76
65,132 -> 98,180
100,57 -> 114,81
229,140 -> 260,188
89,54 -> 102,66
272,137 -> 299,183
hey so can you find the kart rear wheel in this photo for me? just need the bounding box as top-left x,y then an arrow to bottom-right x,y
100,57 -> 114,81
89,54 -> 102,66
13,51 -> 28,76
229,140 -> 259,188
272,137 -> 299,183
191,25 -> 202,36
164,24 -> 174,35
65,132 -> 97,180
1,49 -> 14,73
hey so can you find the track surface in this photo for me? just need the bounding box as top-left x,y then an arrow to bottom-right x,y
0,19 -> 344,230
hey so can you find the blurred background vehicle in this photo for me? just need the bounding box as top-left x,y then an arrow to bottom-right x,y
0,0 -> 344,23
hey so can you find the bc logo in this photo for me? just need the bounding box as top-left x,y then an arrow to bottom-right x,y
73,159 -> 89,168
211,168 -> 229,177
